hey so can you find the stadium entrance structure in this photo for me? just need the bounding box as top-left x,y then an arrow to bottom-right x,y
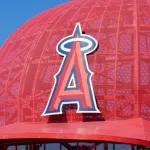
1,0 -> 150,149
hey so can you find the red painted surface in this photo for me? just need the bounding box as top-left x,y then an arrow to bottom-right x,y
0,0 -> 150,146
0,118 -> 150,146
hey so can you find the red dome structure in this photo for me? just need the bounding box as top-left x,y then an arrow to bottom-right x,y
0,0 -> 150,149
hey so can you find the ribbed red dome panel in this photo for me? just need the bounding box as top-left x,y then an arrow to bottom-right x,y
0,0 -> 150,126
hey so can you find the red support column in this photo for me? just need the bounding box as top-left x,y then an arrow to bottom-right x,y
29,144 -> 34,150
61,143 -> 72,150
90,143 -> 101,150
29,144 -> 39,150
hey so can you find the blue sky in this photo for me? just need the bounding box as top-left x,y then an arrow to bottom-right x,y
0,0 -> 70,46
